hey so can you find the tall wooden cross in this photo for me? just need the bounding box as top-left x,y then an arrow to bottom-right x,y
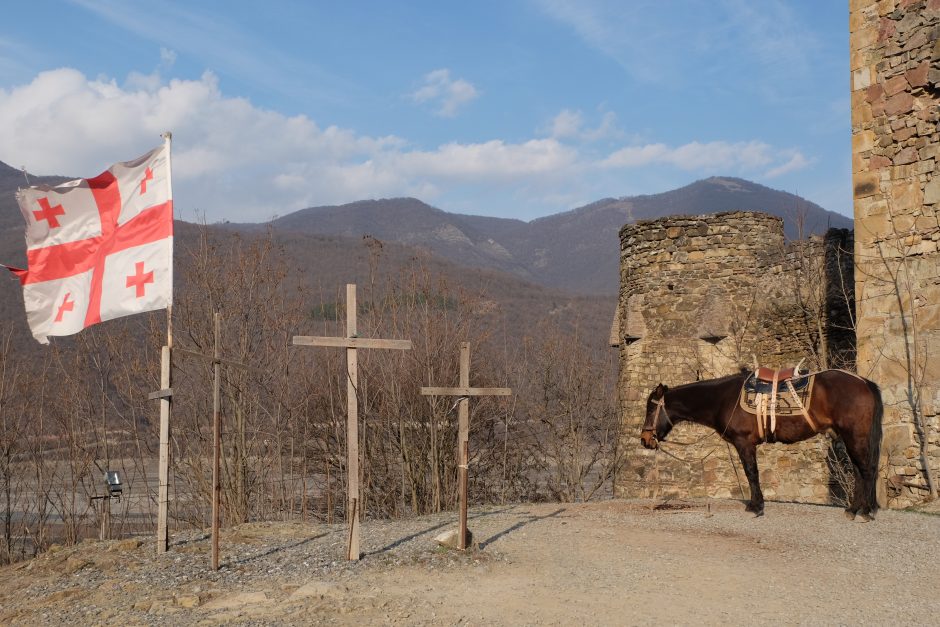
151,312 -> 254,569
173,313 -> 255,571
421,342 -> 511,550
292,284 -> 412,560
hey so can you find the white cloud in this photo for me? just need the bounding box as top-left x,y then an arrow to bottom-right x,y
159,47 -> 177,69
718,0 -> 814,78
548,109 -> 619,142
0,69 -> 561,220
550,109 -> 583,139
68,0 -> 358,107
394,139 -> 576,181
0,68 -> 810,222
763,151 -> 811,178
411,69 -> 479,117
603,140 -> 780,172
534,0 -> 820,90
0,69 -> 402,220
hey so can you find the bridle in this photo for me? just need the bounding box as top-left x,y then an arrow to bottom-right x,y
641,396 -> 673,446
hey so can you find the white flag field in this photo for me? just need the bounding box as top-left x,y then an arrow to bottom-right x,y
7,141 -> 173,344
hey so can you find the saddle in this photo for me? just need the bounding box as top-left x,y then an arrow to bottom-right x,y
741,360 -> 816,441
745,366 -> 810,395
757,366 -> 795,382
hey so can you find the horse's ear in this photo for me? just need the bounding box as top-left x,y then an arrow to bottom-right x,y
654,383 -> 667,398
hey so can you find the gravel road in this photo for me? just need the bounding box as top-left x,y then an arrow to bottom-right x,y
1,498 -> 938,625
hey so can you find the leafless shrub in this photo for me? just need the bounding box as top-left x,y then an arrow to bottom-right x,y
511,319 -> 622,502
0,229 -> 622,562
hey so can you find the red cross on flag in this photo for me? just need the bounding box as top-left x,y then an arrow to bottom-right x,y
8,139 -> 173,344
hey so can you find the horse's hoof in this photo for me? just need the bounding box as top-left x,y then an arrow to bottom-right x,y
844,510 -> 857,521
753,510 -> 764,518
858,512 -> 873,523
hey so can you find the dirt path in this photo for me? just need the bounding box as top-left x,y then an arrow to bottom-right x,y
2,499 -> 938,625
344,500 -> 939,625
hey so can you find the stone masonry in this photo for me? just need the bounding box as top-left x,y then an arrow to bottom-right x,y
851,0 -> 939,506
615,212 -> 857,505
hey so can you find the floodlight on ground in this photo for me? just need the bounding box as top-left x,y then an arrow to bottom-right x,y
105,470 -> 123,499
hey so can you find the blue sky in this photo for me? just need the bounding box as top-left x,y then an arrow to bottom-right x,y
0,1 -> 850,223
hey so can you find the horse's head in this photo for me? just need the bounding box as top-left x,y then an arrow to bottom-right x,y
640,383 -> 672,449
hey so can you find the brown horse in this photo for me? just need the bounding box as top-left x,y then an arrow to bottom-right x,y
639,370 -> 883,520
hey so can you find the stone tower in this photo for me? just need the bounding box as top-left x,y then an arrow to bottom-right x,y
615,212 -> 853,503
851,0 -> 939,505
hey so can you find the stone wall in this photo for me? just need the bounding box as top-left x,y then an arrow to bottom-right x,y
851,0 -> 939,505
615,212 -> 856,505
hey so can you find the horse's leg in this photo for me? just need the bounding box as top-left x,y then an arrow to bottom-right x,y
734,440 -> 764,517
841,433 -> 876,522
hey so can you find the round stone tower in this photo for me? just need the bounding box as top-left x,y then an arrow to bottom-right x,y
616,211 -> 836,503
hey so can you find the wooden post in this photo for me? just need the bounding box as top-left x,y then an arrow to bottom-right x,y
457,343 -> 470,550
292,283 -> 412,561
421,342 -> 511,550
211,312 -> 221,571
100,497 -> 111,541
156,344 -> 171,554
158,313 -> 253,569
345,285 -> 360,560
325,457 -> 332,524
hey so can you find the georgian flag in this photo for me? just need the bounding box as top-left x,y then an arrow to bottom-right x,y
7,141 -> 173,344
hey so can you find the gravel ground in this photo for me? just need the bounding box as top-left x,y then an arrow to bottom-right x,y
1,498 -> 938,625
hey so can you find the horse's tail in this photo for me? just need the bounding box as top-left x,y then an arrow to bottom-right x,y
866,378 -> 884,513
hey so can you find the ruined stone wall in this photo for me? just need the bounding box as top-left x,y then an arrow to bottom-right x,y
615,212 -> 855,505
851,0 -> 939,505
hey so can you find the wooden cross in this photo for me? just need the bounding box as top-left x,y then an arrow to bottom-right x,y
421,342 -> 511,550
153,312 -> 254,570
292,284 -> 412,560
173,313 -> 255,571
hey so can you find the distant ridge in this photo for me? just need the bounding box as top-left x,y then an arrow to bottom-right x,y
1,160 -> 851,295
256,176 -> 851,294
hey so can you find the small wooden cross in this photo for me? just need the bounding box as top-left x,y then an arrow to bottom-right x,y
421,342 -> 511,550
292,284 -> 412,560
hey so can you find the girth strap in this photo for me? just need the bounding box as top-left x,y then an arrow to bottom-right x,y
786,379 -> 818,431
769,370 -> 779,435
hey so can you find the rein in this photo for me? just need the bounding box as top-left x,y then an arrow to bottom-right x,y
642,394 -> 735,459
643,396 -> 745,500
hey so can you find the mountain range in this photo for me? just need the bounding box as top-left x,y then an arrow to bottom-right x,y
233,176 -> 851,294
1,159 -> 852,298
